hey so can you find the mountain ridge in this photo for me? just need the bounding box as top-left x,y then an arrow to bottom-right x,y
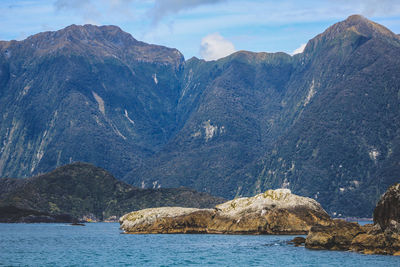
304,14 -> 400,55
0,15 -> 399,217
0,24 -> 184,67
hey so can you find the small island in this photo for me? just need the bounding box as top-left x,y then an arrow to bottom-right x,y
119,188 -> 332,234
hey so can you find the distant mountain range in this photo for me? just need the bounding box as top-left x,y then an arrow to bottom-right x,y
0,162 -> 224,222
0,15 -> 399,217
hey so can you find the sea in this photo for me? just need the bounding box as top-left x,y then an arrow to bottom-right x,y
0,222 -> 399,266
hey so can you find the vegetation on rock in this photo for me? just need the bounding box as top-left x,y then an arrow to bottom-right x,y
119,189 -> 332,234
0,163 -> 224,222
123,15 -> 400,217
0,15 -> 399,217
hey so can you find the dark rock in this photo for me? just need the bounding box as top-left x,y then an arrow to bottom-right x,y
70,223 -> 85,226
288,237 -> 306,246
349,226 -> 396,255
305,220 -> 365,250
373,183 -> 400,231
305,184 -> 400,255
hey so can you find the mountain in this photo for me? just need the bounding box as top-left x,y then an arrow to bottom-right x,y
0,24 -> 184,179
0,15 -> 399,217
126,15 -> 400,217
247,15 -> 400,217
0,162 -> 225,222
127,52 -> 294,197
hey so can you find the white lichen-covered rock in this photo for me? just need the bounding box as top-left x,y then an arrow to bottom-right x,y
119,207 -> 204,231
216,189 -> 325,218
120,189 -> 332,234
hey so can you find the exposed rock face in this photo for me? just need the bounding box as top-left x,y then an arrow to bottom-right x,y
305,220 -> 400,255
305,220 -> 366,250
288,237 -> 306,246
350,226 -> 400,255
305,183 -> 400,255
119,189 -> 332,234
120,207 -> 211,234
373,183 -> 400,231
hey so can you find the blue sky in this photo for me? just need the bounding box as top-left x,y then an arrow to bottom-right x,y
1,0 -> 400,60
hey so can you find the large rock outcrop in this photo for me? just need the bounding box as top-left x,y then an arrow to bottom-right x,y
373,183 -> 400,231
305,183 -> 400,255
119,189 -> 332,234
305,220 -> 365,251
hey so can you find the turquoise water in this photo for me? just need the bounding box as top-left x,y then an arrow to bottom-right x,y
0,223 -> 398,266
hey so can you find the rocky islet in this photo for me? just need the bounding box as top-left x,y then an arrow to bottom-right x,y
120,184 -> 400,256
119,189 -> 332,234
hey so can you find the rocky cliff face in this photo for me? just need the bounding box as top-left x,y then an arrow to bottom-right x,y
119,189 -> 332,234
1,15 -> 399,217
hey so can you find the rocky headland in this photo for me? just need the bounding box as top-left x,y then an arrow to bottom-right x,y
305,183 -> 400,255
0,205 -> 76,223
119,189 -> 332,234
0,163 -> 224,223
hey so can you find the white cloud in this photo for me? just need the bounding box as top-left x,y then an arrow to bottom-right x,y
54,0 -> 227,25
292,43 -> 306,55
334,0 -> 399,17
150,0 -> 226,24
54,0 -> 101,24
200,33 -> 235,61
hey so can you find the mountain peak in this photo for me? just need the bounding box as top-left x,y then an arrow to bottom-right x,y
345,14 -> 367,23
61,24 -> 134,42
26,24 -> 138,49
304,14 -> 399,53
340,14 -> 395,37
327,14 -> 394,38
1,24 -> 184,67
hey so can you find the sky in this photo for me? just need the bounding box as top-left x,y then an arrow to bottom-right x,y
1,0 -> 400,60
